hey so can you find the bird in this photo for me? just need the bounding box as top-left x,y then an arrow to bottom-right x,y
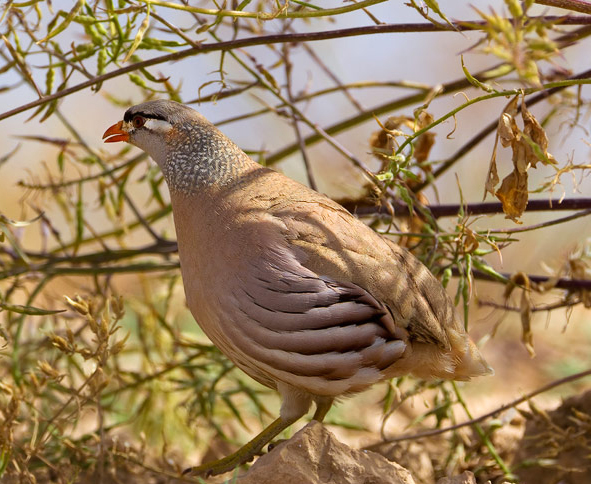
103,99 -> 492,477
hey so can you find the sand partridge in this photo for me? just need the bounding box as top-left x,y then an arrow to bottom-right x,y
103,99 -> 491,476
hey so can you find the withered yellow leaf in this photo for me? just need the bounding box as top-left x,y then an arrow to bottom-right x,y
484,133 -> 500,198
495,169 -> 528,222
414,111 -> 436,164
521,99 -> 557,168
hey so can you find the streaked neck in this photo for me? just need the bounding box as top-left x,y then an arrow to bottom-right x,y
163,124 -> 256,195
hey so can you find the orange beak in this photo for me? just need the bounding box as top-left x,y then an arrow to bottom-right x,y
102,121 -> 129,143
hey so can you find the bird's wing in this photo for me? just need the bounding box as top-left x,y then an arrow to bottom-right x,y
264,190 -> 457,343
261,190 -> 493,381
224,239 -> 408,392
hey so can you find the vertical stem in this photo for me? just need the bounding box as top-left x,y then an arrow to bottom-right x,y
451,382 -> 515,480
283,43 -> 318,190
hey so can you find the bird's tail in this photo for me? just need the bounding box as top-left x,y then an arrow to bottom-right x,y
452,338 -> 494,380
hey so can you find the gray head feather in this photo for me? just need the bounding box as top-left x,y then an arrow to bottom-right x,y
125,100 -> 254,194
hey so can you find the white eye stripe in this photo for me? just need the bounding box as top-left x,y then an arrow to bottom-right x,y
143,118 -> 173,133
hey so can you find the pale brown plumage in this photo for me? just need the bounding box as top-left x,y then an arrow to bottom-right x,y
103,100 -> 491,476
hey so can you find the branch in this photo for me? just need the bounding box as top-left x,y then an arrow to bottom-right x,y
137,0 -> 388,19
468,268 -> 591,290
364,367 -> 591,450
536,0 -> 591,14
341,197 -> 591,218
1,17 -> 591,123
479,297 -> 581,312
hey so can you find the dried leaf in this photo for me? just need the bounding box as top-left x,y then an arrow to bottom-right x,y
64,295 -> 89,315
485,96 -> 519,198
485,95 -> 556,222
463,227 -> 479,254
498,112 -> 517,148
484,132 -> 500,197
569,258 -> 591,308
521,99 -> 556,168
496,169 -> 528,222
414,111 -> 436,164
370,116 -> 413,165
37,360 -> 61,379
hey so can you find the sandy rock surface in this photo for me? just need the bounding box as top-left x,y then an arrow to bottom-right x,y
236,421 -> 415,484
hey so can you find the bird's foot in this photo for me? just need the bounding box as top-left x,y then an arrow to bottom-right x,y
182,448 -> 257,478
182,416 -> 294,478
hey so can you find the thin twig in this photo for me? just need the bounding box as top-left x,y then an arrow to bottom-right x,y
55,111 -> 163,242
2,17 -> 591,123
536,0 -> 591,14
283,44 -> 318,190
364,367 -> 591,450
478,297 -> 581,312
301,42 -> 365,112
468,268 -> 591,290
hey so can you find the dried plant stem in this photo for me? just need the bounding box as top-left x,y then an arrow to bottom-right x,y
283,44 -> 318,190
2,17 -> 591,123
536,0 -> 591,14
451,382 -> 514,479
479,297 -> 581,312
365,367 -> 591,449
468,268 -> 591,290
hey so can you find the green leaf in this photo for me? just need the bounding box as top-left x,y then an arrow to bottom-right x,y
37,0 -> 85,44
123,13 -> 150,63
129,73 -> 147,89
472,258 -> 508,283
441,267 -> 452,288
0,301 -> 65,316
398,185 -> 414,216
236,0 -> 253,10
423,0 -> 455,29
461,55 -> 496,93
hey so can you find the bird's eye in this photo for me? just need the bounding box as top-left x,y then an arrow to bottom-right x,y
132,115 -> 146,128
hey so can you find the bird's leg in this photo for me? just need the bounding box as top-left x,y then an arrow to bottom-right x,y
268,395 -> 335,452
312,397 -> 334,422
183,415 -> 300,477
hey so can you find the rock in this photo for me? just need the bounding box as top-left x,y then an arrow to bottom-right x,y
237,421 -> 416,484
435,471 -> 476,484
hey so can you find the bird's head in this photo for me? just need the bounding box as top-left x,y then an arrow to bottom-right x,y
103,99 -> 253,191
102,99 -> 203,167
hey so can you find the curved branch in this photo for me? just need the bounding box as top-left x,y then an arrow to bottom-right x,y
536,0 -> 591,14
364,367 -> 591,450
1,17 -> 590,123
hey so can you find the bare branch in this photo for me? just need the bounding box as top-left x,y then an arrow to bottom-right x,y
364,367 -> 591,449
